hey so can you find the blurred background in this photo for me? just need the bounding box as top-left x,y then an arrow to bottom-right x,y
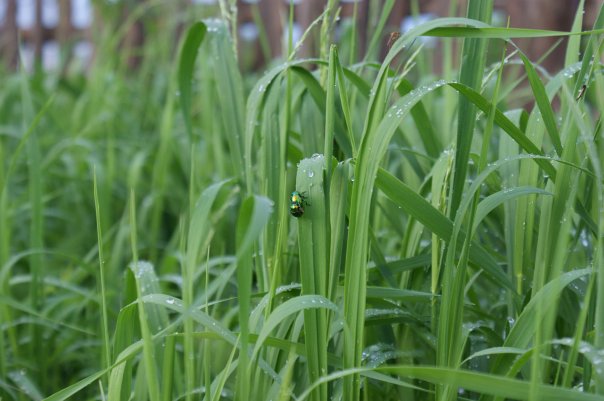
0,0 -> 602,75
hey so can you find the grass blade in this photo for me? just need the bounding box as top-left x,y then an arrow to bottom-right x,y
178,21 -> 207,139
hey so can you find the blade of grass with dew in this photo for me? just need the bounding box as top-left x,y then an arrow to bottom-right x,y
142,293 -> 281,385
396,79 -> 441,158
473,186 -> 552,232
131,262 -> 171,400
109,299 -> 138,399
235,195 -> 273,401
295,155 -> 329,401
251,295 -> 338,364
129,191 -> 160,401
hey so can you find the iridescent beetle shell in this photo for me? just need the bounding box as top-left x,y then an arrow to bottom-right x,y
289,191 -> 306,218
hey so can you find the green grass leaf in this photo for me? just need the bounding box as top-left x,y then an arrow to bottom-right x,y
178,21 -> 207,139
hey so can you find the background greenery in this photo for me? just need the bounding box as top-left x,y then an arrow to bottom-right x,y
1,1 -> 604,400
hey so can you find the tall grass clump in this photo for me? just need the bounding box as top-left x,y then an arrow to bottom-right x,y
1,0 -> 604,400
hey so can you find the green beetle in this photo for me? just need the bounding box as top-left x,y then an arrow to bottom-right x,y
289,191 -> 307,218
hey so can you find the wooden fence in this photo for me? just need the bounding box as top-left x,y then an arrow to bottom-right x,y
0,0 -> 601,72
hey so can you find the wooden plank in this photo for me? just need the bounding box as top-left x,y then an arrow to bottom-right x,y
1,0 -> 18,69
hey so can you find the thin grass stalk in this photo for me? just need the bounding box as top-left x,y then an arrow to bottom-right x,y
202,248 -> 212,401
93,168 -> 112,379
562,267 -> 597,387
235,212 -> 253,401
334,52 -> 357,155
21,69 -> 47,390
441,0 -> 459,143
431,151 -> 453,333
363,0 -> 395,63
184,150 -> 196,401
249,4 -> 271,62
161,335 -> 175,401
348,0 -> 358,65
149,86 -> 175,262
328,161 -> 350,305
596,166 -> 604,395
322,46 -> 337,304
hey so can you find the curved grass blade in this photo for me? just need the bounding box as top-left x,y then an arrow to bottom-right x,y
251,295 -> 338,363
473,186 -> 552,232
490,268 -> 591,375
518,52 -> 562,155
425,25 -> 604,39
447,82 -> 556,178
375,167 -> 513,291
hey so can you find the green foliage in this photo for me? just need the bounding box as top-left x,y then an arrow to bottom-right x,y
1,2 -> 603,401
